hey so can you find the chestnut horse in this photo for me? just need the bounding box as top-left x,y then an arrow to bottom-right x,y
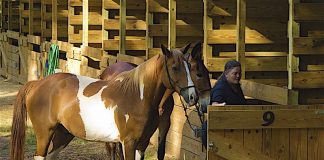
101,42 -> 211,160
10,44 -> 199,160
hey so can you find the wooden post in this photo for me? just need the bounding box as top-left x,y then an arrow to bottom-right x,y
102,0 -> 108,48
236,0 -> 246,79
52,0 -> 58,41
203,0 -> 213,67
119,0 -> 126,54
168,0 -> 176,49
146,0 -> 153,60
29,0 -> 34,35
82,0 -> 89,46
288,0 -> 299,90
8,0 -> 11,30
41,1 -> 47,40
288,0 -> 300,104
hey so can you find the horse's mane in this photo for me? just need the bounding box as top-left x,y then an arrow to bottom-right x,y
107,54 -> 164,95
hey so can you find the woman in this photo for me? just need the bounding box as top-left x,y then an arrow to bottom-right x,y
201,60 -> 246,148
211,60 -> 246,105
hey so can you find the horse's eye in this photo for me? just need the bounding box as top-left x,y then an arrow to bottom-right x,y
197,73 -> 203,78
172,66 -> 177,71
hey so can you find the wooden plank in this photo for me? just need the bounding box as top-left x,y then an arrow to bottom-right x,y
81,45 -> 102,61
119,0 -> 126,54
82,0 -> 88,46
6,30 -> 20,39
206,57 -> 287,72
208,132 -> 273,160
69,30 -> 102,44
309,31 -> 324,38
70,0 -> 101,7
116,54 -> 145,65
295,3 -> 324,21
307,65 -> 324,71
207,30 -> 281,44
293,37 -> 324,55
236,0 -> 246,79
52,0 -> 58,40
168,0 -> 176,49
289,127 -> 308,160
146,0 -> 153,60
240,80 -> 293,105
104,19 -> 146,30
27,35 -> 42,45
69,15 -> 102,25
288,0 -> 299,90
28,0 -> 33,35
293,71 -> 324,88
103,40 -> 146,50
203,0 -> 213,68
148,24 -> 203,37
219,52 -> 287,57
208,108 -> 324,129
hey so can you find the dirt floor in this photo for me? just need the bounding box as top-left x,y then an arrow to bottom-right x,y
0,76 -> 159,160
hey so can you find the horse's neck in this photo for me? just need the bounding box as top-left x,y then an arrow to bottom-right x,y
108,55 -> 166,103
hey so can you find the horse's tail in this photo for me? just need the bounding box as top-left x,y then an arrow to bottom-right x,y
10,81 -> 36,160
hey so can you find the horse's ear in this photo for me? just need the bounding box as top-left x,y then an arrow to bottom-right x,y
191,41 -> 202,60
161,44 -> 172,58
180,43 -> 191,54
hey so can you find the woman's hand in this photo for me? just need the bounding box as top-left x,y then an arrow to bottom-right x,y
212,102 -> 226,106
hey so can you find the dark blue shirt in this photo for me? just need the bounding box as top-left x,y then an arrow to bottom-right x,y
211,79 -> 246,105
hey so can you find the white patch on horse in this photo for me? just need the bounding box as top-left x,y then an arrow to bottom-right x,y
139,75 -> 144,100
183,61 -> 195,96
34,156 -> 45,160
76,75 -> 120,142
115,77 -> 124,82
125,114 -> 130,123
136,150 -> 141,160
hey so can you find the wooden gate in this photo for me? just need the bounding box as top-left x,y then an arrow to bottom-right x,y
207,105 -> 324,160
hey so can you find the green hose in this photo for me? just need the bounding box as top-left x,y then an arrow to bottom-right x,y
45,44 -> 59,76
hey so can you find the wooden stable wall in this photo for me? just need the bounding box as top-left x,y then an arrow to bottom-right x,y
208,105 -> 324,160
0,0 -> 323,160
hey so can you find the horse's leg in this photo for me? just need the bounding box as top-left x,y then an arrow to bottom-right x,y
123,139 -> 137,160
157,96 -> 174,160
31,124 -> 55,159
117,142 -> 125,160
105,142 -> 117,160
46,124 -> 74,160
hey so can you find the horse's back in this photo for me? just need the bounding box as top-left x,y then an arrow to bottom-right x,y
100,61 -> 135,81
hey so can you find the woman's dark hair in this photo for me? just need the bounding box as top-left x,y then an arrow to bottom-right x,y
218,60 -> 241,81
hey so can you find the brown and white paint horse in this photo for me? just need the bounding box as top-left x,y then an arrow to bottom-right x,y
101,42 -> 211,160
10,44 -> 199,160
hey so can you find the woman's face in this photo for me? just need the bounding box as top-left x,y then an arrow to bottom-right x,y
225,66 -> 242,84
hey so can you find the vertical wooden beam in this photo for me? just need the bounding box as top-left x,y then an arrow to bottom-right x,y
68,0 -> 74,43
102,0 -> 108,49
41,1 -> 46,39
203,0 -> 213,67
29,0 -> 34,35
288,0 -> 299,90
8,0 -> 11,30
52,0 -> 58,40
19,1 -> 23,34
168,0 -> 176,49
145,0 -> 153,59
236,0 -> 246,79
82,0 -> 88,46
119,0 -> 126,54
